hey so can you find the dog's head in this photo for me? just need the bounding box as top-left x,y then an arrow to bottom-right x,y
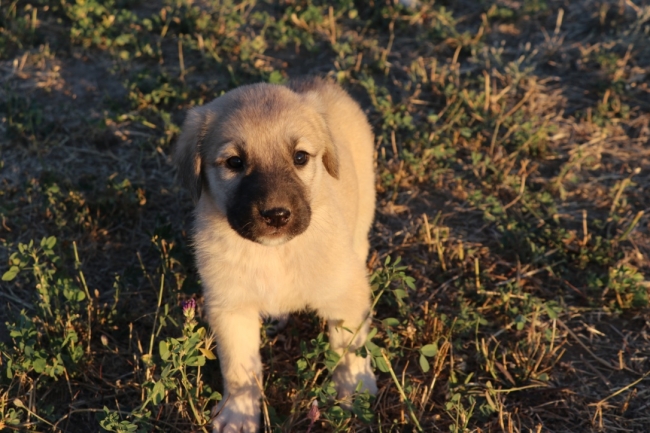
174,82 -> 339,246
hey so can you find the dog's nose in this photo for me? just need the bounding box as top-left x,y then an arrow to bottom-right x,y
260,208 -> 291,228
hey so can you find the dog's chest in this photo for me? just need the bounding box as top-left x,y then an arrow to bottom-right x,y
195,211 -> 352,315
199,238 -> 332,314
244,254 -> 302,313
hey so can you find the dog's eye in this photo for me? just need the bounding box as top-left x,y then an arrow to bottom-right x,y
226,156 -> 244,170
293,151 -> 309,166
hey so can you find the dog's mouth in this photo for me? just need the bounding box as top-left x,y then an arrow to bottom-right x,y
227,210 -> 310,245
256,224 -> 289,242
255,231 -> 294,246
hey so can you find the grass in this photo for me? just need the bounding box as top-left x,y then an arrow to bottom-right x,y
1,0 -> 649,431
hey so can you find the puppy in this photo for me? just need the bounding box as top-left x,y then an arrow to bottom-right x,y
174,77 -> 377,432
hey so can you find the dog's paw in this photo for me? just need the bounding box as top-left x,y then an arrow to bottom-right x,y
333,355 -> 377,408
211,393 -> 261,433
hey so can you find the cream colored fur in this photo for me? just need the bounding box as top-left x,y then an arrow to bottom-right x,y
175,78 -> 377,433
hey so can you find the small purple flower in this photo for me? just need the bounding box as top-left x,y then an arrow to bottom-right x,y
182,298 -> 196,320
306,400 -> 320,433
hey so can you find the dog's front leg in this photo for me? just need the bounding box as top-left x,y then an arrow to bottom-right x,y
319,278 -> 378,406
209,307 -> 262,433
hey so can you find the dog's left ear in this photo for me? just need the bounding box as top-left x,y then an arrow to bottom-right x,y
321,137 -> 340,179
301,91 -> 340,179
174,105 -> 215,202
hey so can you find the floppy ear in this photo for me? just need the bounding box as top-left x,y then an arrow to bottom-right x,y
300,90 -> 340,179
174,105 -> 212,202
321,131 -> 340,179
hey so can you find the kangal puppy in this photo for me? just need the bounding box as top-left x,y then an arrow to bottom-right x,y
174,77 -> 377,433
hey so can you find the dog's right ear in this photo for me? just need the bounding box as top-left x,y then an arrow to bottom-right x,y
174,105 -> 214,202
